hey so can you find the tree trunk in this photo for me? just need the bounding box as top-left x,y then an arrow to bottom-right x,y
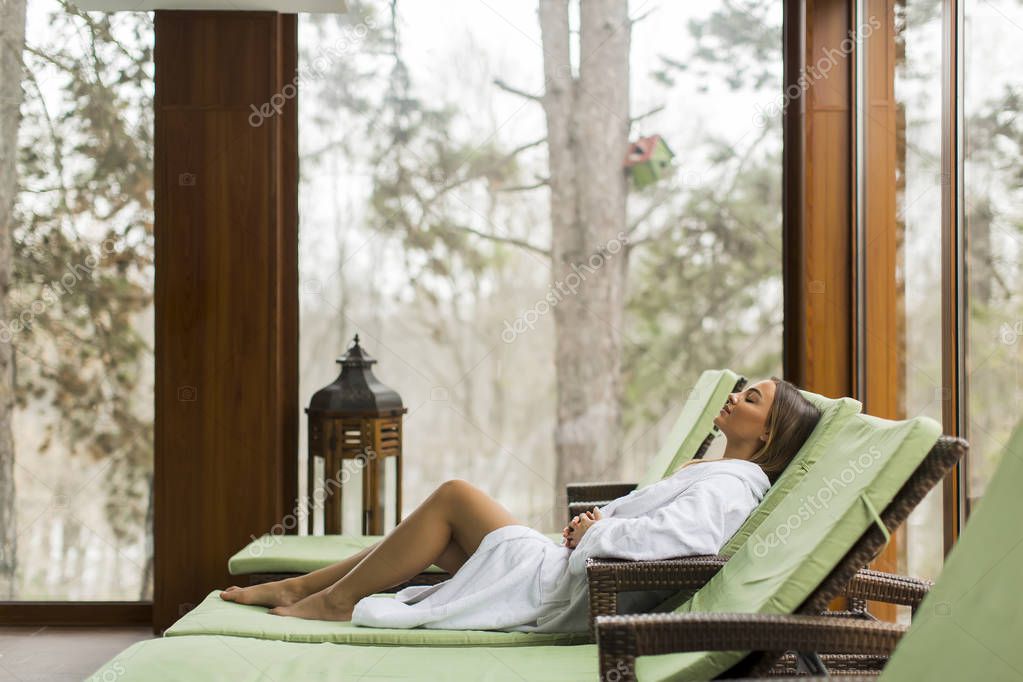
0,0 -> 27,598
539,0 -> 630,522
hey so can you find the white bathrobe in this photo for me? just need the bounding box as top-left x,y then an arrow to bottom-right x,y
351,459 -> 770,634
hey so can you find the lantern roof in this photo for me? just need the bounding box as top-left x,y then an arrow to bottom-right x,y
307,334 -> 405,417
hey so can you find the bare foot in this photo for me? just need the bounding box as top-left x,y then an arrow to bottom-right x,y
269,586 -> 354,622
219,579 -> 304,608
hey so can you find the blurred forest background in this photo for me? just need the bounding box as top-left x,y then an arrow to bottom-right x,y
0,0 -> 1018,601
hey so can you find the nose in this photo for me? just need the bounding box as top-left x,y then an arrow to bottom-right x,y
728,393 -> 739,404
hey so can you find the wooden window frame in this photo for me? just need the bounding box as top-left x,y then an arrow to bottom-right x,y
0,602 -> 151,626
785,0 -> 969,576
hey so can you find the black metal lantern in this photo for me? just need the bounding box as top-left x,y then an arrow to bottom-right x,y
305,335 -> 406,534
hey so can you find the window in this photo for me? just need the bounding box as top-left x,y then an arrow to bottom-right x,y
5,2 -> 154,600
295,1 -> 784,532
892,0 -> 946,582
963,0 -> 1023,505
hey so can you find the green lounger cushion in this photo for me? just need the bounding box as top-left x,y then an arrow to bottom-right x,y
229,533 -> 564,575
636,412 -> 942,681
638,368 -> 741,487
880,419 -> 1023,681
164,591 -> 588,646
89,636 -> 598,682
720,391 -> 862,556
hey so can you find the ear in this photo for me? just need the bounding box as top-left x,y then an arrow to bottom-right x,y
759,430 -> 770,443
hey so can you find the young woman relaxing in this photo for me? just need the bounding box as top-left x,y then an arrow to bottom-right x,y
221,377 -> 821,632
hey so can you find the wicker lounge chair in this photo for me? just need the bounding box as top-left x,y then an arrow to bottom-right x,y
596,420 -> 1018,680
594,430 -> 967,680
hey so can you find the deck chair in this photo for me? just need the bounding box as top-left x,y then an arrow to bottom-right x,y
160,388 -> 859,646
87,413 -> 960,682
589,388 -> 863,619
607,418 -> 1021,681
227,369 -> 745,588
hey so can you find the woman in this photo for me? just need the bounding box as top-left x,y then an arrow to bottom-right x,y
222,377 -> 820,633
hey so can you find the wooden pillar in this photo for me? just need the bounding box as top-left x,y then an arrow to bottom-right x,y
153,11 -> 298,632
783,0 -> 855,397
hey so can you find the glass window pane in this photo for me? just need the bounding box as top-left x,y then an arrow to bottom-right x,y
964,0 -> 1023,505
892,0 -> 945,582
295,2 -> 783,534
4,2 -> 154,600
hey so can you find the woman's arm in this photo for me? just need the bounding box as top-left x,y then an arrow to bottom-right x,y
566,475 -> 757,574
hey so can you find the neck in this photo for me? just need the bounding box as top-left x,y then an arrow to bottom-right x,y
722,438 -> 760,462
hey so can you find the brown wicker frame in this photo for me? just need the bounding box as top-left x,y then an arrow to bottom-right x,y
594,435 -> 967,680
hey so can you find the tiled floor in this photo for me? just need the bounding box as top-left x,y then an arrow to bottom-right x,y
0,626 -> 151,682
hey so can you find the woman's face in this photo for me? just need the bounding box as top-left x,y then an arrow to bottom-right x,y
713,379 -> 777,448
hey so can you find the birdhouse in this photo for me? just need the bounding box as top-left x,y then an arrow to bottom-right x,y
305,334 -> 407,535
624,134 -> 674,189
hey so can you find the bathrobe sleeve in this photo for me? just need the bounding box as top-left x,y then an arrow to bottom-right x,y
567,474 -> 758,575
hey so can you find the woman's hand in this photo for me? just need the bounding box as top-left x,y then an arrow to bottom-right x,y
562,507 -> 602,549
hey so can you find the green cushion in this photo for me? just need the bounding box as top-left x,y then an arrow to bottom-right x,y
880,419 -> 1023,681
164,591 -> 588,646
720,391 -> 862,557
229,533 -> 564,575
638,368 -> 742,487
89,636 -> 598,682
636,412 -> 942,681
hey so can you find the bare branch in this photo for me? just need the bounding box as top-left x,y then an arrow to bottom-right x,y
498,178 -> 550,193
630,104 -> 666,127
627,188 -> 675,236
443,223 -> 550,258
502,136 -> 547,161
494,78 -> 542,103
630,7 -> 658,26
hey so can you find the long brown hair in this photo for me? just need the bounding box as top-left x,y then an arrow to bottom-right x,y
749,377 -> 821,482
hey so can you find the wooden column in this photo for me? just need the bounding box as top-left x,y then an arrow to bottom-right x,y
783,0 -> 855,397
153,11 -> 298,632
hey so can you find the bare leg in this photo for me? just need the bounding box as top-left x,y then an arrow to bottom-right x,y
270,480 -> 516,621
222,481 -> 499,609
221,539 -> 382,607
